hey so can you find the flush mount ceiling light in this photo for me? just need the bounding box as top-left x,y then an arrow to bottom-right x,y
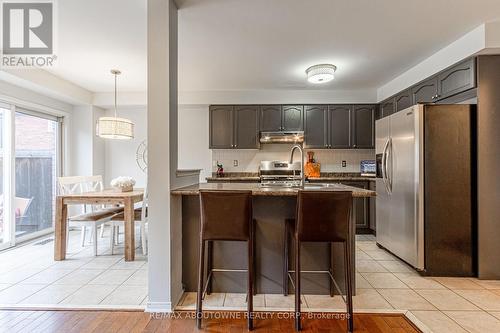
306,64 -> 337,84
96,69 -> 134,140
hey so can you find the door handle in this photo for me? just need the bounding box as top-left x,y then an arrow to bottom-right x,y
385,138 -> 393,194
381,138 -> 390,194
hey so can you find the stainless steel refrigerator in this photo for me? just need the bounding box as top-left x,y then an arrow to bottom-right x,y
376,104 -> 476,276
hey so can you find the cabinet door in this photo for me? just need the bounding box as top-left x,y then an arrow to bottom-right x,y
412,77 -> 438,104
369,182 -> 376,231
282,105 -> 304,131
395,89 -> 413,112
353,105 -> 375,149
343,182 -> 369,230
209,105 -> 233,148
380,98 -> 395,118
304,105 -> 328,148
234,105 -> 259,149
260,105 -> 282,131
329,105 -> 352,148
437,58 -> 476,100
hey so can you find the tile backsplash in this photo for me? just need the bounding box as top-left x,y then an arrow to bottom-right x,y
212,144 -> 375,173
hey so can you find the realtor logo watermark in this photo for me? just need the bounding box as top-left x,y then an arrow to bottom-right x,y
1,0 -> 57,67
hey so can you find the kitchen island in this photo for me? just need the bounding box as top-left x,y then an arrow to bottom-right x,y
172,183 -> 375,296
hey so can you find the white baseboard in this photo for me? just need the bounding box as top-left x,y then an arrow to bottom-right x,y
145,301 -> 173,313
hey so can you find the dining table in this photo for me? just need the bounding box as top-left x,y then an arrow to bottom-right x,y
54,188 -> 144,261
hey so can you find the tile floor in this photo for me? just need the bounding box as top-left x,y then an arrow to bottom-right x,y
0,226 -> 148,309
176,235 -> 500,333
2,231 -> 500,332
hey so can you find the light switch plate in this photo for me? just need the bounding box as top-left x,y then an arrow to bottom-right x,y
342,160 -> 347,168
233,160 -> 239,167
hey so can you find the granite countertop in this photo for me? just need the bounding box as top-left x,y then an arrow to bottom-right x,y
206,172 -> 376,182
171,182 -> 375,198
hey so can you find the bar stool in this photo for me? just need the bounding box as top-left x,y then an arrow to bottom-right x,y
196,190 -> 255,330
284,191 -> 353,332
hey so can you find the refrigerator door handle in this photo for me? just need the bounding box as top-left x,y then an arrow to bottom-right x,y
381,138 -> 390,195
386,138 -> 393,194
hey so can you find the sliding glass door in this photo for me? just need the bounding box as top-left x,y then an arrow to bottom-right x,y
0,105 -> 8,248
15,111 -> 61,241
0,102 -> 62,249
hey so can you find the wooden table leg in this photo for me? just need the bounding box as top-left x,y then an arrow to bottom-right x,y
54,197 -> 67,261
124,197 -> 135,261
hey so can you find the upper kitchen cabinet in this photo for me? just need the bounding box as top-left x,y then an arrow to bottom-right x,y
209,105 -> 234,148
380,98 -> 395,118
395,89 -> 413,112
353,105 -> 376,149
260,105 -> 282,131
282,105 -> 304,131
328,105 -> 352,149
304,105 -> 328,148
234,105 -> 260,149
209,105 -> 259,149
437,58 -> 476,100
412,77 -> 438,104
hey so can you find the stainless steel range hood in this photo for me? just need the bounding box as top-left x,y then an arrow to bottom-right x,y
260,131 -> 304,144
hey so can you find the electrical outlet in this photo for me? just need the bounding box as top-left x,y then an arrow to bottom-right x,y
342,160 -> 347,168
233,160 -> 239,167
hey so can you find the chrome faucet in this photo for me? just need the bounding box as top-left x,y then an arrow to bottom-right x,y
289,144 -> 305,187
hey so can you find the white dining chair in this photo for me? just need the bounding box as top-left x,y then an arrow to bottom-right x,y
57,175 -> 122,256
109,186 -> 148,255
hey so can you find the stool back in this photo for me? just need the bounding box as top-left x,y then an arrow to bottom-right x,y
200,190 -> 252,241
296,191 -> 352,242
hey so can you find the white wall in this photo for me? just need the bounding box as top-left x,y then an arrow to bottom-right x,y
178,105 -> 212,181
103,108 -> 148,187
68,106 -> 94,177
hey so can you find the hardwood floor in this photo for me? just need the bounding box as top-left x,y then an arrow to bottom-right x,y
0,310 -> 421,332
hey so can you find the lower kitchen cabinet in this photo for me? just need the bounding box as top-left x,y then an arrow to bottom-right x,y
341,181 -> 372,234
369,181 -> 376,233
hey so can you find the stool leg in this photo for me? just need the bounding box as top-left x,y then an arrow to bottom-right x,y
295,239 -> 301,331
206,241 -> 213,295
253,221 -> 257,296
283,222 -> 289,296
248,231 -> 254,330
196,239 -> 205,329
329,242 -> 334,297
344,242 -> 354,333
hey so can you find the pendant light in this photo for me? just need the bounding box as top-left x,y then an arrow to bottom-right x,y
306,64 -> 337,84
96,69 -> 134,139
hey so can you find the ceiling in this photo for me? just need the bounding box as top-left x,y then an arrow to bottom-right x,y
47,0 -> 500,94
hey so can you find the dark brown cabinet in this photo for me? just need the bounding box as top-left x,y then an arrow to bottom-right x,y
380,98 -> 395,118
437,58 -> 476,100
209,105 -> 234,148
260,105 -> 282,131
329,105 -> 352,148
395,89 -> 412,112
412,77 -> 438,104
282,105 -> 304,131
380,57 -> 477,119
209,105 -> 259,149
342,181 -> 370,232
353,105 -> 375,149
369,182 -> 376,232
304,105 -> 328,148
259,105 -> 303,131
303,104 -> 375,149
234,105 -> 259,149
